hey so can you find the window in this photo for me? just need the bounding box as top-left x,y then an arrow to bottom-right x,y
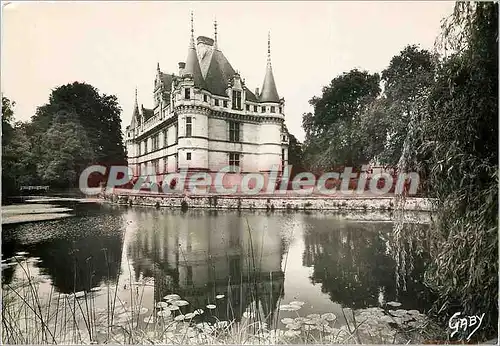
253,105 -> 258,112
184,88 -> 191,100
164,130 -> 168,146
185,116 -> 192,137
152,134 -> 159,151
229,121 -> 240,142
186,152 -> 191,161
232,90 -> 242,110
246,104 -> 250,111
279,106 -> 282,113
215,99 -> 219,106
203,94 -> 208,102
144,140 -> 148,154
164,157 -> 168,173
282,148 -> 285,170
154,159 -> 159,173
271,106 -> 276,113
223,100 -> 228,108
229,153 -> 240,168
261,106 -> 266,113
175,125 -> 178,143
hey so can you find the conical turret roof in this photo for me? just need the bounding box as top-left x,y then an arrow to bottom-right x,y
130,88 -> 140,128
182,12 -> 207,90
259,32 -> 280,103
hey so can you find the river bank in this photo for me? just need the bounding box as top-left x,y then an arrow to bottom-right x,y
104,190 -> 433,212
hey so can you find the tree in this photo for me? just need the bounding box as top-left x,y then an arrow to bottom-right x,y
32,82 -> 126,167
302,69 -> 381,170
37,112 -> 95,187
380,45 -> 436,167
287,133 -> 305,178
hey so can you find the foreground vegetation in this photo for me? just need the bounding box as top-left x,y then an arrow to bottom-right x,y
2,255 -> 441,345
300,2 -> 498,341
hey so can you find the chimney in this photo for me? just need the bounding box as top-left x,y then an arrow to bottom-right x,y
255,88 -> 259,97
178,62 -> 186,75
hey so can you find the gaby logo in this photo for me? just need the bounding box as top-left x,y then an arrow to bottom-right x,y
448,312 -> 485,341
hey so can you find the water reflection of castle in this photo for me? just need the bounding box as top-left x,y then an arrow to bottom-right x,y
128,210 -> 286,323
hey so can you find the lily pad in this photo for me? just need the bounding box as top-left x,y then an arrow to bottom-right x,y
172,300 -> 189,306
156,302 -> 169,309
321,312 -> 337,321
174,314 -> 185,321
206,304 -> 216,309
158,310 -> 171,318
164,294 -> 181,301
386,301 -> 402,307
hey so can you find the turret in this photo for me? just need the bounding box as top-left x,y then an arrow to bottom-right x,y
181,12 -> 206,90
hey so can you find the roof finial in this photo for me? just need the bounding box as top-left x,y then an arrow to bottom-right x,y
214,17 -> 218,50
134,87 -> 138,104
267,31 -> 272,66
189,11 -> 195,48
157,62 -> 160,72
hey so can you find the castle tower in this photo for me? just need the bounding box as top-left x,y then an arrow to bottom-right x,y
176,12 -> 210,173
258,32 -> 283,173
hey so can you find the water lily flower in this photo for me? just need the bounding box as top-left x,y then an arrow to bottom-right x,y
194,309 -> 204,315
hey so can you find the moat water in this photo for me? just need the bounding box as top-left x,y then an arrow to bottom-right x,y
2,201 -> 435,341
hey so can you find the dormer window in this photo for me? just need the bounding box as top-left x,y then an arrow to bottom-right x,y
261,106 -> 266,113
203,94 -> 208,102
232,90 -> 242,110
253,105 -> 258,112
215,99 -> 220,106
279,106 -> 282,113
271,106 -> 276,113
246,104 -> 250,111
223,100 -> 228,108
184,88 -> 191,100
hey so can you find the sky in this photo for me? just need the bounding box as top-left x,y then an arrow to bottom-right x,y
2,1 -> 455,142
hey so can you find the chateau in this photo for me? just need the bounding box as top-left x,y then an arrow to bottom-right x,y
125,15 -> 289,186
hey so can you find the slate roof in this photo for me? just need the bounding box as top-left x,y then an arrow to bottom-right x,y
260,64 -> 280,103
160,73 -> 176,91
142,106 -> 154,121
183,46 -> 207,90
